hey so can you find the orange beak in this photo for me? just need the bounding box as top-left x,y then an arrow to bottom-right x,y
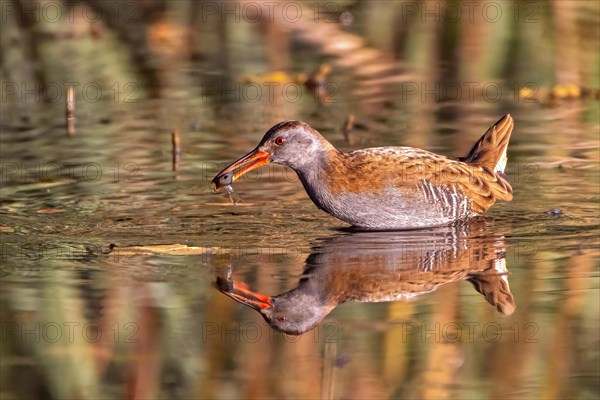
212,148 -> 271,191
216,277 -> 273,310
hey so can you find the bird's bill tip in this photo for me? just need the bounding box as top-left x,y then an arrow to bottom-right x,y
211,149 -> 271,191
216,277 -> 273,310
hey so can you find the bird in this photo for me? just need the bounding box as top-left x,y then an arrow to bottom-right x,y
212,115 -> 514,230
216,219 -> 515,335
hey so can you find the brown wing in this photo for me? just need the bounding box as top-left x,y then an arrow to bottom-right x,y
400,114 -> 514,213
326,115 -> 514,214
402,153 -> 513,214
329,149 -> 512,215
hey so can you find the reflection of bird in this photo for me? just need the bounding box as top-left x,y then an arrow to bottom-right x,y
212,115 -> 514,230
216,218 -> 515,335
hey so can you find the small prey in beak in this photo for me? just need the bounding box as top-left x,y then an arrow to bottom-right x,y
216,276 -> 273,310
211,148 -> 271,192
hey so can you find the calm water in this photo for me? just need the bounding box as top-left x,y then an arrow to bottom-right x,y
1,1 -> 599,399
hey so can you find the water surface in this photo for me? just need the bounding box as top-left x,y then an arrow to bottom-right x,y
1,1 -> 599,399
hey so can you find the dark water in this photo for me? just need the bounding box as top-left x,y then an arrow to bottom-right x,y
1,1 -> 599,399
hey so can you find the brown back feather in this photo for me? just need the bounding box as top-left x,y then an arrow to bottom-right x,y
328,115 -> 515,214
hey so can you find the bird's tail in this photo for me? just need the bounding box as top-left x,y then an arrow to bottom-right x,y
462,114 -> 514,174
460,114 -> 514,201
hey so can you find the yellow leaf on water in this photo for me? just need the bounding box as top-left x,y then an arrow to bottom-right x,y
205,202 -> 255,206
35,209 -> 65,214
112,244 -> 218,256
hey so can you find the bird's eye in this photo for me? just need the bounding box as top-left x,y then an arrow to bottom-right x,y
275,136 -> 285,145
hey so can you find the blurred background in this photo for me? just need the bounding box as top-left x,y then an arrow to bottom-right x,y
0,0 -> 599,399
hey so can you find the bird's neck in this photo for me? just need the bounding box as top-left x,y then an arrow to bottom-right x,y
294,146 -> 345,179
294,149 -> 348,212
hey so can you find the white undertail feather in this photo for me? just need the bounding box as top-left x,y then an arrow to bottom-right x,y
494,149 -> 508,172
496,148 -> 508,174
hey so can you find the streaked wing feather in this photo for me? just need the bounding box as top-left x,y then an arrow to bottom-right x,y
396,151 -> 512,214
330,145 -> 512,215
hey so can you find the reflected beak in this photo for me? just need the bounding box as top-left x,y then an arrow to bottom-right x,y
216,277 -> 273,310
212,148 -> 271,191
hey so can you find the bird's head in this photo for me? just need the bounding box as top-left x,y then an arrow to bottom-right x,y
216,276 -> 329,335
212,121 -> 332,190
